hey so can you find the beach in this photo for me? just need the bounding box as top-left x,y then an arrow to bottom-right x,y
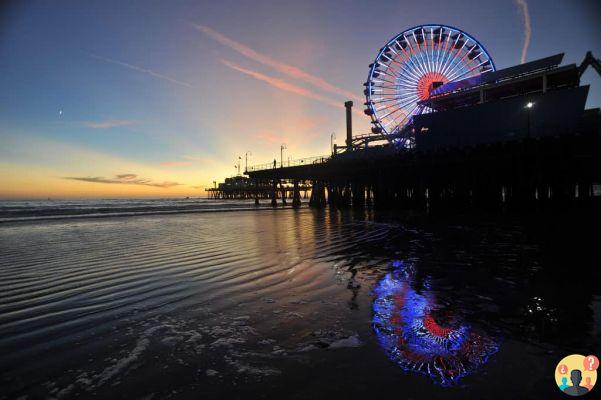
1,204 -> 599,399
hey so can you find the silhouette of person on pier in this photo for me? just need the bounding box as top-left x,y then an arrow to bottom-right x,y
563,369 -> 589,396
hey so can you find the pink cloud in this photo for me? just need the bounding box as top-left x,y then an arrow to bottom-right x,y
220,59 -> 363,117
64,174 -> 181,188
194,24 -> 362,102
253,130 -> 285,145
82,119 -> 138,129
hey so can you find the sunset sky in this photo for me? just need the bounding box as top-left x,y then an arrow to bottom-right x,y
1,0 -> 600,199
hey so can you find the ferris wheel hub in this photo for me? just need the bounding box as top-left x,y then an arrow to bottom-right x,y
417,72 -> 448,101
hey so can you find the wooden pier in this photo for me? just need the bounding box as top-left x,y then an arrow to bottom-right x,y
245,131 -> 601,212
205,175 -> 311,206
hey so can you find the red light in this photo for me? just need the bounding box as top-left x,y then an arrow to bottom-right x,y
417,72 -> 447,101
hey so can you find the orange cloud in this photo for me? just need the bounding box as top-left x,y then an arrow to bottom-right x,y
82,119 -> 138,129
221,59 -> 364,116
253,130 -> 285,145
64,174 -> 181,188
194,24 -> 362,102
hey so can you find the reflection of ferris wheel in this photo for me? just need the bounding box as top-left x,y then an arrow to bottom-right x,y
364,25 -> 495,137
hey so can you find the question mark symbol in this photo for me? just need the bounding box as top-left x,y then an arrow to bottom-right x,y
558,364 -> 568,375
584,355 -> 599,371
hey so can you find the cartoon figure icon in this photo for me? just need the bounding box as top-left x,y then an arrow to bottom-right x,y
564,370 -> 589,396
555,354 -> 598,397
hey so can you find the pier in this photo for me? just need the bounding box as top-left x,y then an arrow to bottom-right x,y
205,175 -> 311,206
213,51 -> 601,213
246,132 -> 601,211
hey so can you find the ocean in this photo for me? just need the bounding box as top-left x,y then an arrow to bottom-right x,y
0,200 -> 599,399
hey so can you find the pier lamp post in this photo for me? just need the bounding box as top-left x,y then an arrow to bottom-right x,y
330,132 -> 336,155
525,101 -> 534,138
280,144 -> 287,168
245,151 -> 252,172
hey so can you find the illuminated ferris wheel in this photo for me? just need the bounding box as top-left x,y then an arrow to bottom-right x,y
364,25 -> 495,137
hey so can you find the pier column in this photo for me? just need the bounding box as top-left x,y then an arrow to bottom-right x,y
292,180 -> 301,208
254,179 -> 260,205
280,181 -> 287,205
309,181 -> 326,208
352,183 -> 365,208
318,181 -> 327,207
345,185 -> 352,207
271,180 -> 277,207
309,181 -> 316,207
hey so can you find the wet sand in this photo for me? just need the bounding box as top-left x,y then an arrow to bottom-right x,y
0,208 -> 599,399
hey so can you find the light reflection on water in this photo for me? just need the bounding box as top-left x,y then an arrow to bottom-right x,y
0,207 -> 598,399
372,260 -> 499,386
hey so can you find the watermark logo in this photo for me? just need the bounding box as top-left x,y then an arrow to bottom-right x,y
555,354 -> 598,396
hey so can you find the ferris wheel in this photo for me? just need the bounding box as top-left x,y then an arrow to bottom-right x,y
364,25 -> 495,137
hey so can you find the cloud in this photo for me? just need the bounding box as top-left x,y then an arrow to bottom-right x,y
64,174 -> 181,188
221,59 -> 364,116
82,119 -> 138,129
194,24 -> 361,102
253,129 -> 286,145
182,155 -> 206,162
160,161 -> 193,167
515,0 -> 531,64
88,53 -> 193,88
116,173 -> 137,179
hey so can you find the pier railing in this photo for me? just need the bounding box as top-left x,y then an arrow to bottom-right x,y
246,155 -> 330,173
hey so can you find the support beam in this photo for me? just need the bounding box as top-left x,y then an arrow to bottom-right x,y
292,180 -> 301,208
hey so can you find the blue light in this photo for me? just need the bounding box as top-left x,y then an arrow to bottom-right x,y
372,263 -> 499,386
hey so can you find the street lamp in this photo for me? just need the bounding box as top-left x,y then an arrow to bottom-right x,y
245,151 -> 252,172
280,144 -> 287,168
525,102 -> 534,138
330,132 -> 336,155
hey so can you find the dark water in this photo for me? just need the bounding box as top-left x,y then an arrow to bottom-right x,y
0,206 -> 599,399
